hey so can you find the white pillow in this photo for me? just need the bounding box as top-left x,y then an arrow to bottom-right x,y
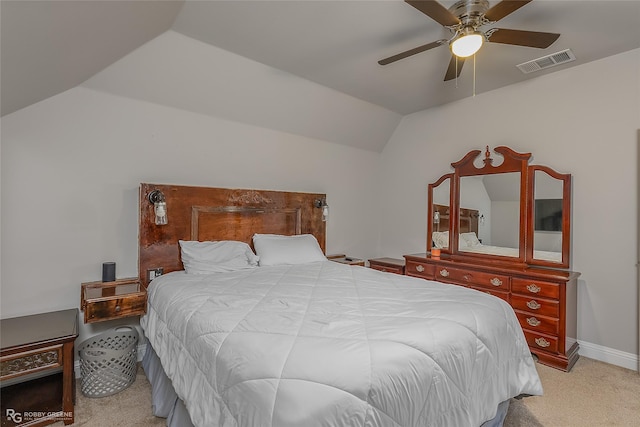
252,234 -> 327,266
432,231 -> 449,249
179,240 -> 259,274
460,232 -> 481,247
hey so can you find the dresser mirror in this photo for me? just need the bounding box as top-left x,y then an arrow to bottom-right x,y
429,174 -> 452,252
427,146 -> 571,269
527,166 -> 571,267
458,172 -> 521,257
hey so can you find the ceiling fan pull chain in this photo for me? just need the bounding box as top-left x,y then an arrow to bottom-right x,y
455,56 -> 459,88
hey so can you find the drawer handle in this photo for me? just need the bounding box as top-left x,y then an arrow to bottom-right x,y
439,269 -> 449,277
526,300 -> 541,310
490,277 -> 503,287
535,337 -> 551,348
526,317 -> 541,327
416,265 -> 425,273
115,305 -> 121,312
526,284 -> 541,293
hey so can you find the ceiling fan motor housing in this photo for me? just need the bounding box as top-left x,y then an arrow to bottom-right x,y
449,0 -> 490,28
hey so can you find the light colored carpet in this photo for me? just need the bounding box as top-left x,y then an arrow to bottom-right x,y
54,357 -> 639,426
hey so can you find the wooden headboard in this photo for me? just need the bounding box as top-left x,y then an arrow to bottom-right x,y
433,204 -> 479,235
139,183 -> 326,287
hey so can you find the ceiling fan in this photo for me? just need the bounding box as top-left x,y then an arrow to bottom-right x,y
379,0 -> 560,81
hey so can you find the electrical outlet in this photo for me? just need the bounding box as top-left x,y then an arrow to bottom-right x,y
147,267 -> 164,281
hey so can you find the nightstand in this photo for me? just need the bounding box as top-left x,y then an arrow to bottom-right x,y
81,278 -> 146,324
327,254 -> 365,266
1,309 -> 79,426
368,257 -> 406,275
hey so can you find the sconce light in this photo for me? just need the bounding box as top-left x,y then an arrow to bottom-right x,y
433,211 -> 440,224
314,197 -> 329,222
479,214 -> 485,225
148,190 -> 168,225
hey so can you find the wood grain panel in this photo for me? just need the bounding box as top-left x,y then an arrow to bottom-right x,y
139,184 -> 326,287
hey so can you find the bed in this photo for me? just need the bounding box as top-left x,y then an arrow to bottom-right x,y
138,184 -> 542,427
432,231 -> 562,263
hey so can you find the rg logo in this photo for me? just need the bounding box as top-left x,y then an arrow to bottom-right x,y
6,409 -> 22,423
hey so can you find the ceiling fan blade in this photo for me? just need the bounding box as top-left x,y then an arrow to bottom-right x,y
484,0 -> 533,22
378,39 -> 446,65
444,55 -> 465,81
488,28 -> 560,49
405,0 -> 460,27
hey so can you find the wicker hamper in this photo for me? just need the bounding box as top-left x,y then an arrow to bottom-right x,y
78,326 -> 139,398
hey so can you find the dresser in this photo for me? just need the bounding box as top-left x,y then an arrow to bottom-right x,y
1,309 -> 79,426
405,253 -> 580,371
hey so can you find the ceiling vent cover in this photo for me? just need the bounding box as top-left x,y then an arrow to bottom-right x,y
517,49 -> 576,74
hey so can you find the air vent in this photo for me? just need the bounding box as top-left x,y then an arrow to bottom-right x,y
516,49 -> 576,74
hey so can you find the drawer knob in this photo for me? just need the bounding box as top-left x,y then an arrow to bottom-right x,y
526,284 -> 541,293
416,265 -> 425,273
115,305 -> 121,312
526,317 -> 541,327
439,269 -> 450,277
526,300 -> 541,310
535,337 -> 551,348
490,277 -> 503,287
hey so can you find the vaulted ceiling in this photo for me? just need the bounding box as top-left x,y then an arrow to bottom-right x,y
2,1 -> 639,149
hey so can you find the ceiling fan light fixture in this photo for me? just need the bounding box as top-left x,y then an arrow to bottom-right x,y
451,30 -> 484,58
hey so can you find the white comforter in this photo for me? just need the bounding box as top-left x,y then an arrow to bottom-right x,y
141,261 -> 542,427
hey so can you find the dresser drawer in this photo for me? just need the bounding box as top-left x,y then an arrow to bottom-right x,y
515,310 -> 559,335
405,260 -> 435,279
368,258 -> 405,275
523,330 -> 559,353
511,294 -> 559,318
435,266 -> 510,291
0,345 -> 63,381
512,277 -> 560,299
468,286 -> 510,303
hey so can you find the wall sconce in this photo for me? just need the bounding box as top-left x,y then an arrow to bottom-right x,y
479,214 -> 485,225
314,197 -> 329,222
148,190 -> 168,225
433,211 -> 440,224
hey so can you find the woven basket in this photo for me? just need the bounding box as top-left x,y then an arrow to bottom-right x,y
79,326 -> 139,398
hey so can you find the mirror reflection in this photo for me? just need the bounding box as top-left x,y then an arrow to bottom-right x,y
431,177 -> 450,248
532,170 -> 563,263
458,172 -> 520,257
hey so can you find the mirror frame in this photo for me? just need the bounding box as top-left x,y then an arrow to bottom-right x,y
427,173 -> 453,254
427,146 -> 572,269
526,165 -> 571,269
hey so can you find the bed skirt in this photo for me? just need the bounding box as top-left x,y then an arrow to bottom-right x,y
142,341 -> 510,427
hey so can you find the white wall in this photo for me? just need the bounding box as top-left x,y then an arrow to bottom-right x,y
0,87 -> 381,343
377,49 -> 640,361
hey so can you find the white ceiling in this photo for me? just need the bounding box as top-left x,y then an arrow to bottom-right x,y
2,0 -> 640,117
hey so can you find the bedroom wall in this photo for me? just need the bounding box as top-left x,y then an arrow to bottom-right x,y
0,87 -> 381,343
376,48 -> 640,368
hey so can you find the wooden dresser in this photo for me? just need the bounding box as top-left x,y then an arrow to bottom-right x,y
405,253 -> 580,371
1,309 -> 79,426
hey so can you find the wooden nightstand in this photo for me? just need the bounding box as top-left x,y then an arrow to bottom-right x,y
1,309 -> 79,426
368,257 -> 406,275
81,278 -> 146,324
327,254 -> 365,266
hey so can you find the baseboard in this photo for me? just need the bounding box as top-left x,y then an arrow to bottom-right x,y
74,342 -> 148,379
578,340 -> 639,371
